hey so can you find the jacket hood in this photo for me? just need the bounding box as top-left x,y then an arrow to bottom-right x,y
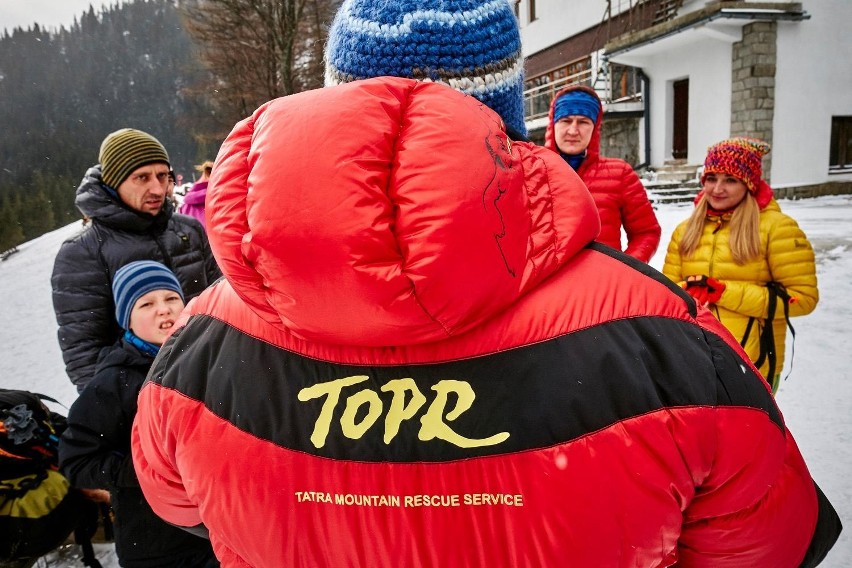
76,165 -> 173,232
207,77 -> 599,347
181,181 -> 208,206
543,84 -> 603,164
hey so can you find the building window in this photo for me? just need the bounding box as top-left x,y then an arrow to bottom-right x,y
609,64 -> 642,102
529,0 -> 536,22
830,116 -> 852,171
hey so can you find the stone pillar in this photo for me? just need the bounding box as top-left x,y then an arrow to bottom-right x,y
730,21 -> 776,181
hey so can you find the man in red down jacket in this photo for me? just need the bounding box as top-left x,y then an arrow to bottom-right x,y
544,84 -> 661,262
132,1 -> 841,566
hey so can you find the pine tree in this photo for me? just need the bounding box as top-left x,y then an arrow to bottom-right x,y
0,197 -> 25,251
20,184 -> 56,240
0,0 -> 211,242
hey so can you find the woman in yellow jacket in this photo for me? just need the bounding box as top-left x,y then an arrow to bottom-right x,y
663,138 -> 818,393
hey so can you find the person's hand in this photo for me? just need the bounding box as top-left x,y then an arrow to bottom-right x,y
683,275 -> 726,305
79,488 -> 111,503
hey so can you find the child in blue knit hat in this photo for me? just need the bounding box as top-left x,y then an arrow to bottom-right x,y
110,260 -> 185,355
59,261 -> 218,568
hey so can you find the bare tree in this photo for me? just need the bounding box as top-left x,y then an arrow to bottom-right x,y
180,0 -> 338,130
295,0 -> 339,92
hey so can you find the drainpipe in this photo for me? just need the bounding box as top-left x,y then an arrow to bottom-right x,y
637,69 -> 651,170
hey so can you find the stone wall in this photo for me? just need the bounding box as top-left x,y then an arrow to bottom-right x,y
774,180 -> 852,199
525,115 -> 643,167
601,116 -> 641,166
730,21 -> 777,181
527,127 -> 546,146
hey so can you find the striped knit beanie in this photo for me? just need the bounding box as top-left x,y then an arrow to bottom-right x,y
113,260 -> 183,330
99,128 -> 170,190
701,137 -> 770,195
324,0 -> 526,136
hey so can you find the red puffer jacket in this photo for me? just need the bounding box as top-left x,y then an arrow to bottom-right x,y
544,84 -> 661,262
132,78 -> 839,567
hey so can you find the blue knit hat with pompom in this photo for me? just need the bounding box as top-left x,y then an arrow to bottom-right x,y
324,0 -> 526,136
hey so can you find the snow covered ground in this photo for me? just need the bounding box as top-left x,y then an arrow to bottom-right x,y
1,195 -> 849,566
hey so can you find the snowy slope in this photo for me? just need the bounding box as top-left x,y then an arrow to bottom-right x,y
1,196 -> 849,565
2,221 -> 82,407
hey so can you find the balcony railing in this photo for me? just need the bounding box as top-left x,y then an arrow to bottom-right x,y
523,63 -> 643,122
523,68 -> 593,122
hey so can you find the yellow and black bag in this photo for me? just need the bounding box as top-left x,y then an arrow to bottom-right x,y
0,389 -> 100,566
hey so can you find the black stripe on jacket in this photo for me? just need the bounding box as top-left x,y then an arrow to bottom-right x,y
147,311 -> 781,463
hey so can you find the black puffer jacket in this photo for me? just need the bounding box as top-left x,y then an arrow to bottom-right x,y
59,340 -> 218,568
51,166 -> 221,390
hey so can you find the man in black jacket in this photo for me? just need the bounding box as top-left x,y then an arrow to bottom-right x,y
51,128 -> 221,391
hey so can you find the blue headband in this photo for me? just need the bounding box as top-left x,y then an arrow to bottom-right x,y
553,91 -> 600,124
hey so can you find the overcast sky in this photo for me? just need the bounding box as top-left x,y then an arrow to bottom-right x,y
1,1 -> 119,33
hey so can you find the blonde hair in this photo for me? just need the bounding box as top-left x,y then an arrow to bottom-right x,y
195,160 -> 214,176
679,192 -> 761,265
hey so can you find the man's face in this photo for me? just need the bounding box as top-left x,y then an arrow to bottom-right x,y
553,116 -> 595,156
116,163 -> 171,215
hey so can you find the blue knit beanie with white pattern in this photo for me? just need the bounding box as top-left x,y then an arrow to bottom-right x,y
324,0 -> 526,136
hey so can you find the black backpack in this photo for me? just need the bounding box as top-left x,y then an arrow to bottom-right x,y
0,389 -> 102,566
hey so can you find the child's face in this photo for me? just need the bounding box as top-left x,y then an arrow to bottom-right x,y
129,289 -> 185,345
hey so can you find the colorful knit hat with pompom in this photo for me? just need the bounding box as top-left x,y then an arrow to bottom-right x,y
324,0 -> 526,136
701,137 -> 771,195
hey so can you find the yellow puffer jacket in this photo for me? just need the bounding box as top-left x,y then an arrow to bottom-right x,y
663,199 -> 818,391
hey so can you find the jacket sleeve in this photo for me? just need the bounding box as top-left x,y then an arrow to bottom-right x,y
184,214 -> 222,290
132,381 -> 203,528
679,428 -> 842,566
170,216 -> 221,299
716,213 -> 818,319
51,236 -> 118,390
676,321 -> 841,566
201,227 -> 222,287
619,166 -> 661,262
59,376 -> 139,491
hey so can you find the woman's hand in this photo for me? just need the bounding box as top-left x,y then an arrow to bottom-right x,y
683,275 -> 726,305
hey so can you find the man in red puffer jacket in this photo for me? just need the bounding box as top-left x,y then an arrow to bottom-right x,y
132,1 -> 840,566
545,85 -> 661,262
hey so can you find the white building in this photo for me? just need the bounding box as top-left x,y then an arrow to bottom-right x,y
517,0 -> 852,196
